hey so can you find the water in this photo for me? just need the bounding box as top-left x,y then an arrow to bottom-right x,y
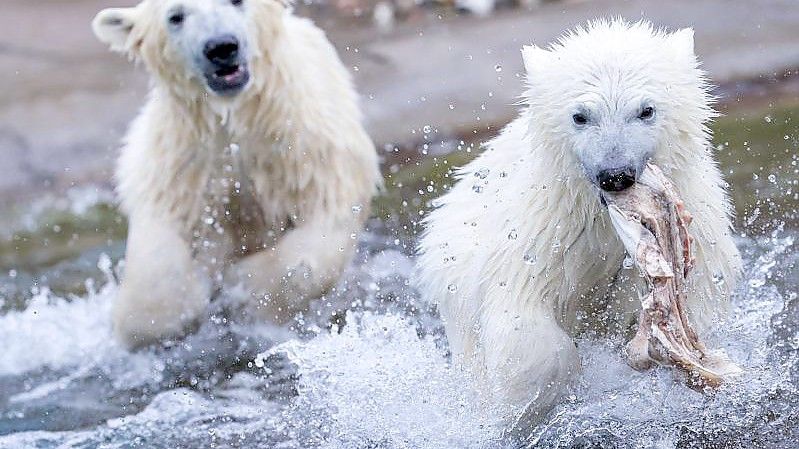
528,233 -> 799,448
1,102 -> 798,448
0,206 -> 797,448
0,214 -> 505,448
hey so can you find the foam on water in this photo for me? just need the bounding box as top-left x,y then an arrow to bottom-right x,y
273,311 -> 505,449
526,234 -> 798,448
275,234 -> 796,449
0,255 -> 151,380
0,233 -> 796,448
0,283 -> 115,377
2,387 -> 289,448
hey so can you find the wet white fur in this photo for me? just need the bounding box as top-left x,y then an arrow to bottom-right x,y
92,0 -> 380,347
415,20 -> 742,425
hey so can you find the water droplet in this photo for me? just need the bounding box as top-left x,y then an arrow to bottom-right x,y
508,230 -> 518,240
494,64 -> 502,72
422,125 -> 432,134
622,255 -> 635,269
447,283 -> 458,293
523,253 -> 537,265
474,168 -> 490,179
749,278 -> 765,288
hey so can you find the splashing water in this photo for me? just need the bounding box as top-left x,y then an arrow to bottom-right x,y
0,255 -> 160,385
0,228 -> 797,448
274,311 -> 504,449
526,234 -> 798,449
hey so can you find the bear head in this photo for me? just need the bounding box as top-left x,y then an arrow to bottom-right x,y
521,19 -> 713,193
93,0 -> 286,99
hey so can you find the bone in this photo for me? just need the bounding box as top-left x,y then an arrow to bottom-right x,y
603,163 -> 741,390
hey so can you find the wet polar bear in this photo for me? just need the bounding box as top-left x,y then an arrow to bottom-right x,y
416,20 -> 742,429
92,0 -> 380,347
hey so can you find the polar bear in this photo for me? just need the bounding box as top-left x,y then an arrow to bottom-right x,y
416,20 -> 742,428
92,0 -> 381,348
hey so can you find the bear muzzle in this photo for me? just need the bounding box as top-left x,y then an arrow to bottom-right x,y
597,167 -> 636,192
202,35 -> 250,95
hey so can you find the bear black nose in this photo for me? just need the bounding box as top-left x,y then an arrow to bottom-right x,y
204,35 -> 239,65
597,167 -> 636,192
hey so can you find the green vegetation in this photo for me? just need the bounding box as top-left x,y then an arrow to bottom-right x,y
0,203 -> 126,272
0,203 -> 126,309
372,147 -> 478,237
713,104 -> 799,231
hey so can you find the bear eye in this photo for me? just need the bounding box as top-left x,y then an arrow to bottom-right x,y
572,113 -> 588,126
168,11 -> 185,26
231,0 -> 243,6
638,106 -> 655,120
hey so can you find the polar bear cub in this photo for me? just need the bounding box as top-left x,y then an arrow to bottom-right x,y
92,0 -> 381,347
416,19 -> 742,426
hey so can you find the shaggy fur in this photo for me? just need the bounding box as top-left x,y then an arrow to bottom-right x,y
93,0 -> 381,347
416,20 -> 742,426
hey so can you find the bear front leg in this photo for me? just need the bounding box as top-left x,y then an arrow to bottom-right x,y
479,307 -> 581,441
226,218 -> 357,323
114,213 -> 212,348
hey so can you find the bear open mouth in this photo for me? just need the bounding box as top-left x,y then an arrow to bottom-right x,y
205,63 -> 250,95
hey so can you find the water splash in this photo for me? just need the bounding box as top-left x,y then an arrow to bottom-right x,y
0,256 -> 125,377
273,311 -> 504,449
0,233 -> 796,448
524,234 -> 799,448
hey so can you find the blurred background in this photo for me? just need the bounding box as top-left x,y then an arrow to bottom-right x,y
3,0 -> 799,258
1,0 -> 799,447
0,0 -> 799,302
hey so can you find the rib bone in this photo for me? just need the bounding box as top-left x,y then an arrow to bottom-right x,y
603,164 -> 741,389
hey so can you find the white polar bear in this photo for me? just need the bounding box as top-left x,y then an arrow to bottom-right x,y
416,20 -> 742,428
92,0 -> 381,347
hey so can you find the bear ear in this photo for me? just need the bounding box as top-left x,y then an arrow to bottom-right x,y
92,7 -> 138,53
521,45 -> 550,74
667,28 -> 695,58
